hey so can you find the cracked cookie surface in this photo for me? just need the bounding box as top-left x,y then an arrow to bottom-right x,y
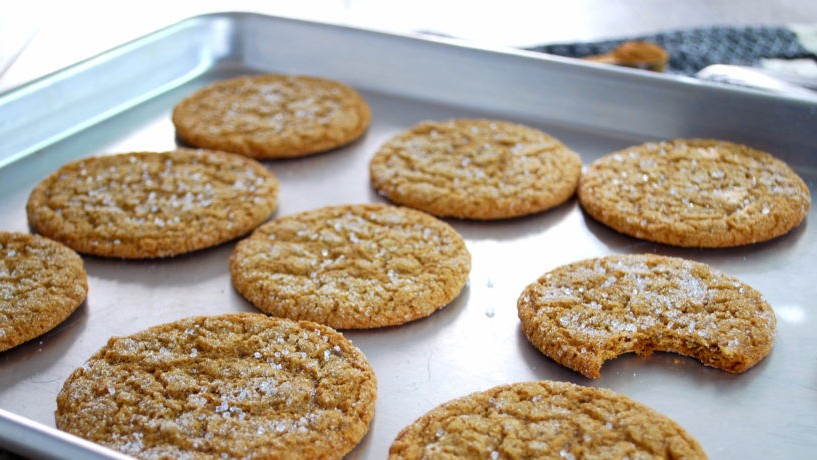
230,203 -> 470,329
26,149 -> 279,258
389,380 -> 706,459
369,119 -> 582,219
172,74 -> 371,158
55,313 -> 377,460
578,138 -> 810,247
517,254 -> 776,378
0,232 -> 87,352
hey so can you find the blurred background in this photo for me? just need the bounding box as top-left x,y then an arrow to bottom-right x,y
2,0 -> 817,93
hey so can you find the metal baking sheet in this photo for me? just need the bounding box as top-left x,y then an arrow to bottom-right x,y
1,12 -> 816,459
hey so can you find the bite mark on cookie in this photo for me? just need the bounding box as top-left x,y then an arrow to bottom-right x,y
517,254 -> 776,378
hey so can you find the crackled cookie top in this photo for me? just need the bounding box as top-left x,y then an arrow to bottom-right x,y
230,203 -> 471,329
369,119 -> 582,219
26,149 -> 278,258
517,254 -> 776,378
578,138 -> 810,247
172,74 -> 371,158
389,380 -> 706,459
0,232 -> 87,352
56,313 -> 377,460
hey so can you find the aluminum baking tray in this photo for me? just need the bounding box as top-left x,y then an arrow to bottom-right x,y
1,12 -> 816,459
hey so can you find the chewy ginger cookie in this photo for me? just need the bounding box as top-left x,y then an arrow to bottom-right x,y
517,253 -> 776,379
578,138 -> 811,247
26,149 -> 279,259
230,203 -> 470,329
369,119 -> 582,220
172,74 -> 371,159
55,313 -> 377,460
0,232 -> 87,352
389,380 -> 706,459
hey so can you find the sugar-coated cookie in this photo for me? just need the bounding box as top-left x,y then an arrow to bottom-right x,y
27,149 -> 279,258
0,232 -> 87,352
230,203 -> 470,329
389,380 -> 706,459
173,74 -> 371,158
578,138 -> 810,247
517,253 -> 776,378
370,119 -> 582,219
56,313 -> 377,460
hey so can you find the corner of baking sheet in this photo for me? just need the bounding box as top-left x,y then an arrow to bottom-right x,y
0,13 -> 239,169
0,408 -> 132,459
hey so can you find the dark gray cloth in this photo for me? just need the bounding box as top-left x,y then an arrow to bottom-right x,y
527,26 -> 816,74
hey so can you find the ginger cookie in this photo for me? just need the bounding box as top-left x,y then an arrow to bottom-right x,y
517,254 -> 776,378
369,119 -> 582,220
578,138 -> 810,247
26,149 -> 279,259
389,380 -> 706,459
55,313 -> 377,460
172,74 -> 371,159
230,203 -> 470,329
0,232 -> 87,352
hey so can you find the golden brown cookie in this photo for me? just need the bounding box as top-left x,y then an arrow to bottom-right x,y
389,380 -> 706,459
369,119 -> 582,220
26,149 -> 279,259
0,232 -> 87,352
230,203 -> 470,329
172,74 -> 371,159
55,313 -> 377,460
517,254 -> 776,378
578,138 -> 811,247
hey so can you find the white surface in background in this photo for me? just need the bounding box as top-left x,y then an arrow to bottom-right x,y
0,0 -> 39,76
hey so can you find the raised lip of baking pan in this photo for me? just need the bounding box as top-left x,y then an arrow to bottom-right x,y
0,11 -> 815,460
2,12 -> 815,170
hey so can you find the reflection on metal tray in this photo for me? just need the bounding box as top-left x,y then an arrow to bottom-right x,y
1,12 -> 816,459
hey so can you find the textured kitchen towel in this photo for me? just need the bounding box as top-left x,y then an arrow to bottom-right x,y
527,25 -> 817,75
